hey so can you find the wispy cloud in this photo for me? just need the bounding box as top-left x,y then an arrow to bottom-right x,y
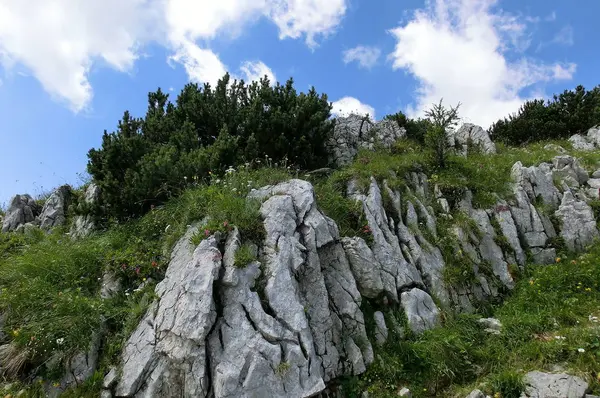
342,45 -> 381,69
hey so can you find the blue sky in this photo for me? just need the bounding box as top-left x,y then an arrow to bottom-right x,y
0,0 -> 598,206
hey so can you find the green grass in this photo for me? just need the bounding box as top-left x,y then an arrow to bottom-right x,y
234,243 -> 258,268
343,244 -> 600,397
0,163 -> 294,394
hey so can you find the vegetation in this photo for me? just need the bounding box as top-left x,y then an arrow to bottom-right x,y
490,85 -> 600,145
87,73 -> 333,220
343,246 -> 600,397
424,99 -> 462,168
3,76 -> 600,397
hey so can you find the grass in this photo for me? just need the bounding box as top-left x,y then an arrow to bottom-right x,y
234,243 -> 258,268
0,162 -> 294,394
342,244 -> 600,397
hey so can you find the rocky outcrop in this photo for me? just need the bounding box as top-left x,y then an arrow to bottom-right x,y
521,371 -> 589,398
449,123 -> 497,155
569,126 -> 600,151
70,183 -> 100,239
555,190 -> 599,252
1,194 -> 40,233
39,185 -> 71,231
105,150 -> 600,396
327,115 -> 406,167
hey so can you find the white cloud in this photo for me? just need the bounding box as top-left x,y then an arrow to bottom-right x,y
388,0 -> 576,128
553,25 -> 574,46
0,0 -> 155,112
269,0 -> 347,48
343,45 -> 381,69
0,0 -> 347,111
331,96 -> 375,119
239,61 -> 277,84
545,11 -> 557,22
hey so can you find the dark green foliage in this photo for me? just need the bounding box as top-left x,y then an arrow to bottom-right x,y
491,371 -> 525,398
88,74 -> 334,220
490,85 -> 600,145
385,111 -> 432,143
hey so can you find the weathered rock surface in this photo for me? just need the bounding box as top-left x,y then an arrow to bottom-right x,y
39,185 -> 71,230
327,115 -> 405,167
568,126 -> 600,151
106,151 -> 600,396
70,183 -> 100,239
1,194 -> 40,233
449,123 -> 497,155
555,190 -> 599,252
521,371 -> 588,398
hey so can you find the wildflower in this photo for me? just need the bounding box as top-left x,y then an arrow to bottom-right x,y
586,287 -> 592,292
135,267 -> 140,275
571,260 -> 577,265
56,338 -> 64,345
151,261 -> 158,267
554,335 -> 566,340
529,279 -> 535,285
215,179 -> 221,184
223,221 -> 229,228
556,257 -> 561,263
121,264 -> 127,270
53,382 -> 60,387
142,278 -> 147,282
12,330 -> 19,337
125,292 -> 130,296
204,229 -> 210,237
577,348 -> 585,353
232,188 -> 237,192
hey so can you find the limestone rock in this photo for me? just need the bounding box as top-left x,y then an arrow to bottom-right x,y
552,156 -> 589,188
115,228 -> 221,397
39,185 -> 71,230
511,161 -> 561,210
555,190 -> 599,252
544,144 -> 567,154
451,123 -> 497,155
373,311 -> 388,346
327,115 -> 405,167
569,134 -> 595,151
1,194 -> 40,233
70,183 -> 100,239
466,390 -> 486,398
521,371 -> 588,398
401,288 -> 440,334
397,387 -> 412,397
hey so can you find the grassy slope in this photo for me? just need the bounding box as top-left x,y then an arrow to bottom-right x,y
0,141 -> 599,397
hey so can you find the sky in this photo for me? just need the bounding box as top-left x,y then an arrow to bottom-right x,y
0,0 -> 599,206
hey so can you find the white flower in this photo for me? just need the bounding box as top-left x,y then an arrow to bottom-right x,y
577,348 -> 585,353
215,179 -> 221,184
554,336 -> 566,340
125,292 -> 130,296
56,338 -> 64,345
232,188 -> 237,192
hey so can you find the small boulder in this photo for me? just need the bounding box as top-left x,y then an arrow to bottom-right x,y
478,317 -> 502,333
401,288 -> 441,334
466,389 -> 486,398
569,134 -> 595,151
521,371 -> 588,398
1,194 -> 40,233
397,387 -> 412,397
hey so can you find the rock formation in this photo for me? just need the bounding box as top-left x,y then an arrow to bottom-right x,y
327,115 -> 406,167
1,194 -> 40,233
70,183 -> 100,238
39,185 -> 71,230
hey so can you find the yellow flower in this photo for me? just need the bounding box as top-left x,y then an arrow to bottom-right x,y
12,329 -> 19,337
529,279 -> 535,285
571,260 -> 577,265
555,257 -> 561,263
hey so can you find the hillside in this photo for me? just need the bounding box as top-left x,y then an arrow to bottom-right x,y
1,79 -> 600,398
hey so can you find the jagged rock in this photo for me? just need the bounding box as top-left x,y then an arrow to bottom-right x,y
352,178 -> 425,302
511,162 -> 561,210
70,183 -> 100,239
116,228 -> 221,397
450,123 -> 497,155
494,202 -> 526,267
569,134 -> 595,151
586,126 -> 600,146
466,389 -> 486,398
373,311 -> 388,346
555,190 -> 599,252
401,288 -> 440,334
1,194 -> 40,233
552,156 -> 589,188
327,115 -> 405,167
521,371 -> 588,398
100,391 -> 112,398
39,185 -> 71,230
342,237 -> 385,298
